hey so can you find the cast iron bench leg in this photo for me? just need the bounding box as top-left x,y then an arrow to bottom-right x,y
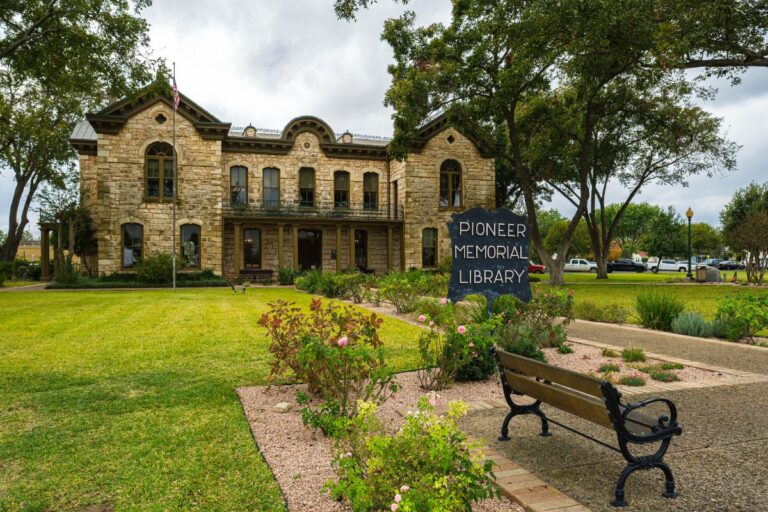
611,460 -> 678,507
498,404 -> 550,441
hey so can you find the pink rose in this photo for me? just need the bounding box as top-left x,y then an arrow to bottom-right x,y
394,494 -> 402,503
337,336 -> 348,347
457,325 -> 466,334
440,298 -> 448,305
391,504 -> 398,511
400,485 -> 410,493
418,314 -> 426,323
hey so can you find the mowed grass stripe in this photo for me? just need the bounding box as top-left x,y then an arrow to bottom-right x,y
0,288 -> 422,511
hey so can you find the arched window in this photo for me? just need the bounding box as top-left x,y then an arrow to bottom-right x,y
145,142 -> 175,200
422,228 -> 437,268
334,170 -> 350,208
122,223 -> 143,268
299,167 -> 315,207
263,167 -> 280,208
181,224 -> 201,268
363,172 -> 378,210
439,159 -> 462,208
230,166 -> 247,205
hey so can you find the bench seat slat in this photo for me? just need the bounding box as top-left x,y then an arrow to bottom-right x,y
497,350 -> 604,398
503,369 -> 614,429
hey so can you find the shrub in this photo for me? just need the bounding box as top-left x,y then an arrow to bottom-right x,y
639,367 -> 680,382
327,399 -> 497,511
454,320 -> 498,382
557,343 -> 574,354
377,271 -> 423,313
599,363 -> 620,373
500,335 -> 546,362
621,347 -> 646,363
416,318 -> 471,390
295,269 -> 328,294
278,267 -> 302,285
619,375 -> 646,386
258,299 -> 397,426
659,363 -> 684,370
495,286 -> 574,350
671,312 -> 713,338
634,289 -> 685,331
714,293 -> 768,343
135,253 -> 174,284
710,317 -> 730,339
601,348 -> 618,358
574,301 -> 629,324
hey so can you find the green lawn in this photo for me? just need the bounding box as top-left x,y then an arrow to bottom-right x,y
0,288 -> 422,512
1,280 -> 39,288
537,271 -> 749,284
565,283 -> 768,323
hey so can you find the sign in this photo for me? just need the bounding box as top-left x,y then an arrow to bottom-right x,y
447,207 -> 532,314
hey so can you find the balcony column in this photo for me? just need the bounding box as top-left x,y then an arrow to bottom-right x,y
292,225 -> 299,271
233,223 -> 242,275
336,225 -> 342,273
277,224 -> 285,270
386,225 -> 393,273
400,227 -> 405,271
40,226 -> 50,281
348,226 -> 355,270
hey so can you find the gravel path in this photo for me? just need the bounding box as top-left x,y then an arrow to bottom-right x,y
239,373 -> 523,512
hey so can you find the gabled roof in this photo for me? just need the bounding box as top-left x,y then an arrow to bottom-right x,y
83,81 -> 231,141
409,112 -> 500,158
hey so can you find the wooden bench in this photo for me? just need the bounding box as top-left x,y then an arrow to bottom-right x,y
493,347 -> 683,507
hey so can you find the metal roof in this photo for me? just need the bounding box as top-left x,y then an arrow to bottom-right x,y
71,120 -> 97,141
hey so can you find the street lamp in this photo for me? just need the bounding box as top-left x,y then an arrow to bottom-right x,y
686,207 -> 694,279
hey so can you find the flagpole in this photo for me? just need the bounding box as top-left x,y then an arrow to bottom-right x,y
172,62 -> 177,292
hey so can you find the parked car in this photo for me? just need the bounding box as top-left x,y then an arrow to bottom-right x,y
528,262 -> 546,274
675,260 -> 693,272
607,258 -> 647,273
564,258 -> 598,273
647,259 -> 681,273
717,260 -> 745,270
698,258 -> 724,268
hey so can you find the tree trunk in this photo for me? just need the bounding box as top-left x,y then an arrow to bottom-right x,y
547,257 -> 566,286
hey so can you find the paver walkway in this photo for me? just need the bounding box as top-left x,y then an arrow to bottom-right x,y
461,321 -> 768,511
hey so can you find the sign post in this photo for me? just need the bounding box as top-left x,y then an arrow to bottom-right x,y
447,208 -> 532,316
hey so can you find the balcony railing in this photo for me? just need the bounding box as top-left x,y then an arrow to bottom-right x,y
223,199 -> 404,221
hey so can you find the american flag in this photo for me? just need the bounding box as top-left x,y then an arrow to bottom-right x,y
172,77 -> 180,110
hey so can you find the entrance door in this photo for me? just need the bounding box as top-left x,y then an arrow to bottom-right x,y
243,228 -> 262,269
298,229 -> 322,270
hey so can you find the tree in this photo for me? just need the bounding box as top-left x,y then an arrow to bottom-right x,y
690,222 -> 724,257
729,210 -> 768,285
642,207 -> 686,258
604,203 -> 663,257
543,220 -> 592,260
721,182 -> 768,284
0,228 -> 5,246
0,1 -> 160,262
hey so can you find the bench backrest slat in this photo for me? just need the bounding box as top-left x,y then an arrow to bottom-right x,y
503,369 -> 614,429
496,350 -> 603,398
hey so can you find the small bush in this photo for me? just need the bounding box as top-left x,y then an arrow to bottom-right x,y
295,269 -> 328,294
495,286 -> 574,351
328,399 -> 497,511
278,267 -> 302,285
501,336 -> 546,362
639,367 -> 680,382
454,320 -> 498,382
417,320 -> 471,390
659,363 -> 684,370
621,347 -> 646,363
671,312 -> 713,338
574,301 -> 629,324
634,289 -> 685,331
710,317 -> 730,339
601,348 -> 618,358
557,344 -> 574,354
714,293 -> 768,343
599,363 -> 620,373
619,375 -> 646,386
135,253 -> 174,284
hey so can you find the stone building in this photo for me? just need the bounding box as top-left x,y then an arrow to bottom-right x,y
64,85 -> 496,280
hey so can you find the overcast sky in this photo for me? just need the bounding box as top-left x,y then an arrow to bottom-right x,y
2,0 -> 766,237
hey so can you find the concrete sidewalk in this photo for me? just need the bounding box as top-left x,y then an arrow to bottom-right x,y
462,321 -> 768,511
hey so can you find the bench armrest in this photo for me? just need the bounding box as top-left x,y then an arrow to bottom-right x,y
619,397 -> 682,443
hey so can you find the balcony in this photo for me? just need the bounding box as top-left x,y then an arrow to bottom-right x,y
222,199 -> 403,222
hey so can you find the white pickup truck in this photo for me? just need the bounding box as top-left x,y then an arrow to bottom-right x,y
564,258 -> 598,273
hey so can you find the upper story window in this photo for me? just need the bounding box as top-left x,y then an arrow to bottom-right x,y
299,167 -> 315,207
334,171 -> 350,208
230,166 -> 247,205
122,223 -> 143,268
181,224 -> 201,268
439,159 -> 462,208
145,142 -> 175,201
263,167 -> 280,208
422,228 -> 437,268
363,172 -> 378,210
